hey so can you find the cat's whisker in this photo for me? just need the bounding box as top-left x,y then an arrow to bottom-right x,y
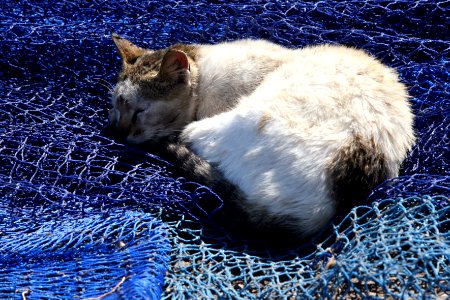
92,77 -> 114,93
95,77 -> 113,88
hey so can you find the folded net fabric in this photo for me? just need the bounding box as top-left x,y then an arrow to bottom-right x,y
1,1 -> 448,299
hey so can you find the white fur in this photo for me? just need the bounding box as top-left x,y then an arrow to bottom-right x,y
182,42 -> 415,236
112,39 -> 415,236
194,40 -> 292,118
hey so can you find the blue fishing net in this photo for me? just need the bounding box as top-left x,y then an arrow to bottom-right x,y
1,0 -> 449,299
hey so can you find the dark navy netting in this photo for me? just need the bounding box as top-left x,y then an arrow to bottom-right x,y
1,0 -> 449,299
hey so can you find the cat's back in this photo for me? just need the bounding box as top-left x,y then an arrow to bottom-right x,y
194,39 -> 293,118
264,44 -> 405,97
196,39 -> 291,79
243,43 -> 414,174
197,39 -> 290,60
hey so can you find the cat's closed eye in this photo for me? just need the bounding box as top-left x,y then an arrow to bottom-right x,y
131,109 -> 144,124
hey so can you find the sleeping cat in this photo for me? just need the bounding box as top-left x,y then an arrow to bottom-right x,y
109,34 -> 415,237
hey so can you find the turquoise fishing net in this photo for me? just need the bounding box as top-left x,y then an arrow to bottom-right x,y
1,0 -> 449,299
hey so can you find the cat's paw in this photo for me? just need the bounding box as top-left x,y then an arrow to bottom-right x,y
179,122 -> 205,153
181,114 -> 232,161
181,120 -> 207,144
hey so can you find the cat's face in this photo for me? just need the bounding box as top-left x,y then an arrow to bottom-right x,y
109,35 -> 195,144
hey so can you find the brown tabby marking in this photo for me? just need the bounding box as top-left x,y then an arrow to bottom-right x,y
257,112 -> 272,132
328,135 -> 389,211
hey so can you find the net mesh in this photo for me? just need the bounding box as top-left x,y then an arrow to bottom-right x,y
1,0 -> 449,299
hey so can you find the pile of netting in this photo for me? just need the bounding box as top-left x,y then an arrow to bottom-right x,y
1,0 -> 449,299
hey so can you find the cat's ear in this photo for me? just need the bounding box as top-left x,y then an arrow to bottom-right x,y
112,33 -> 146,66
159,49 -> 190,84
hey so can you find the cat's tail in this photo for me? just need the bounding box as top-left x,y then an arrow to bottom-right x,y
165,142 -> 228,187
327,135 -> 391,213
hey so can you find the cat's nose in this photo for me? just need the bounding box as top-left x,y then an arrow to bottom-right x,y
107,109 -> 132,141
104,122 -> 129,142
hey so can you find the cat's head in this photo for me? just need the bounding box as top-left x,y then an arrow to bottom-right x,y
109,34 -> 196,144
